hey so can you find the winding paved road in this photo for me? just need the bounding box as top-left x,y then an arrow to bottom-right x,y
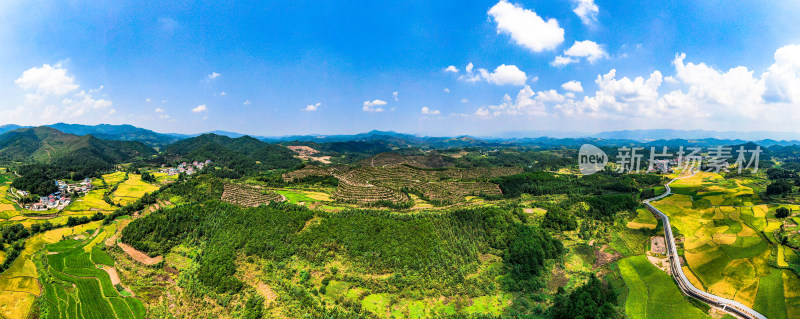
643,170 -> 768,319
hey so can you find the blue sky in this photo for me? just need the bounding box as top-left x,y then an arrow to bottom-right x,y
1,0 -> 800,136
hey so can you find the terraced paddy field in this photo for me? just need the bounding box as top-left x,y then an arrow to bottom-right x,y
221,183 -> 284,207
0,182 -> 23,223
111,174 -> 159,206
101,172 -> 128,187
652,171 -> 800,318
0,220 -> 137,319
0,234 -> 45,319
37,222 -> 145,319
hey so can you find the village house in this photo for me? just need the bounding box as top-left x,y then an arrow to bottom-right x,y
161,159 -> 211,176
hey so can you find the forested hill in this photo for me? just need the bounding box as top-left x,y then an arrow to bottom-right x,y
2,127 -> 158,195
0,126 -> 156,164
160,133 -> 300,173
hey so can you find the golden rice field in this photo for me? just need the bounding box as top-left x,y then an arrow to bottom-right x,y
62,188 -> 116,215
0,183 -> 22,221
652,172 -> 800,319
102,171 -> 128,186
153,171 -> 178,184
111,174 -> 159,206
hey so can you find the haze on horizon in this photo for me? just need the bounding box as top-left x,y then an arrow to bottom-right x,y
1,0 -> 800,136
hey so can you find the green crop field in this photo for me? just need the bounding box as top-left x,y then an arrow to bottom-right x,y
619,256 -> 710,319
36,220 -> 146,319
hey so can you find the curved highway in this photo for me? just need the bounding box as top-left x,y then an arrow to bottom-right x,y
643,170 -> 768,319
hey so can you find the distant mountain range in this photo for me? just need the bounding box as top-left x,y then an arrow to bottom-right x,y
2,123 -> 800,148
591,129 -> 800,142
0,123 -> 179,147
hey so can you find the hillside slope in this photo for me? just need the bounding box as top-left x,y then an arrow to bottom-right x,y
162,133 -> 300,171
0,127 -> 156,164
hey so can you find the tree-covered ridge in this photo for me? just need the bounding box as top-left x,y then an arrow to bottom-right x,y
492,171 -> 663,198
158,133 -> 300,175
121,194 -> 561,295
0,126 -> 155,163
2,127 -> 158,196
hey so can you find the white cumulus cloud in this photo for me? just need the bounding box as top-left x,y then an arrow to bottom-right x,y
479,64 -> 528,86
243,100 -> 252,105
421,107 -> 441,115
15,64 -> 79,95
551,56 -> 578,67
61,90 -> 113,117
477,86 -> 559,118
673,53 -> 764,108
444,66 -> 459,73
207,72 -> 220,80
553,41 -> 608,66
467,45 -> 800,131
155,108 -> 164,113
763,44 -> 800,104
362,100 -> 387,112
562,81 -> 584,92
192,104 -> 208,112
571,0 -> 599,26
488,0 -> 564,52
304,102 -> 321,111
455,63 -> 528,86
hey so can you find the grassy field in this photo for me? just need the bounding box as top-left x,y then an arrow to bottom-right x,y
651,171 -> 800,318
619,256 -> 710,319
274,189 -> 332,204
627,206 -> 659,230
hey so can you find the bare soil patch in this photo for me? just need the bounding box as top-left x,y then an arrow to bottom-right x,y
651,236 -> 667,255
257,282 -> 277,305
547,266 -> 569,292
102,266 -> 121,285
593,245 -> 621,269
106,219 -> 131,247
118,242 -> 163,265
